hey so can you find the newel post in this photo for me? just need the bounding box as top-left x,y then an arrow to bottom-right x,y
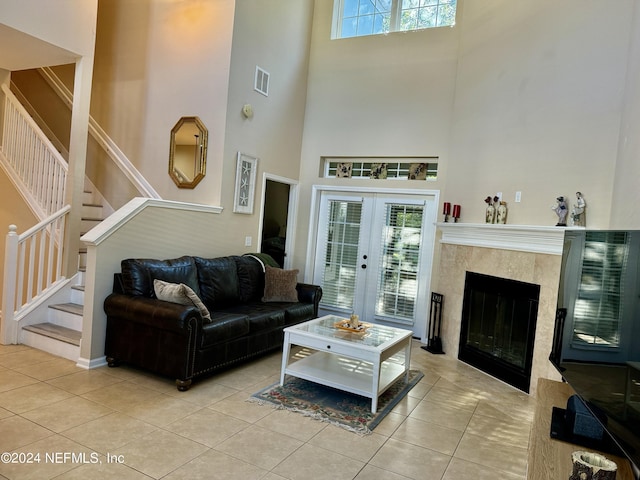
1,225 -> 19,344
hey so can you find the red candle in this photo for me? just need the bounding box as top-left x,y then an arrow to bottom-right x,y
443,202 -> 451,215
453,204 -> 461,218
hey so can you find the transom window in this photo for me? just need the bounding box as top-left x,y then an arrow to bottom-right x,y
332,0 -> 457,39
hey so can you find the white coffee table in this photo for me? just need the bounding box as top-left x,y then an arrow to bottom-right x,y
280,315 -> 413,413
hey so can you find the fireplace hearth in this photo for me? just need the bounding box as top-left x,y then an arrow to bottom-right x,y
459,271 -> 540,393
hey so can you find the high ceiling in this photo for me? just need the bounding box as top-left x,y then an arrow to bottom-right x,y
0,23 -> 78,71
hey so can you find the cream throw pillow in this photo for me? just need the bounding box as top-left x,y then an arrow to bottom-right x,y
262,265 -> 299,302
153,279 -> 212,323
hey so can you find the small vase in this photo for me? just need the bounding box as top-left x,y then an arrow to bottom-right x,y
496,202 -> 507,224
485,204 -> 495,223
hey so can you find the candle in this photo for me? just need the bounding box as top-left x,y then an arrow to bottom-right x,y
453,204 -> 461,218
443,202 -> 451,215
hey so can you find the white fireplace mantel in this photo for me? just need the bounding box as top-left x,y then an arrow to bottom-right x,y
436,222 -> 583,255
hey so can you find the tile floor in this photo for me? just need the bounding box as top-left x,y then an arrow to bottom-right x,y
0,341 -> 536,479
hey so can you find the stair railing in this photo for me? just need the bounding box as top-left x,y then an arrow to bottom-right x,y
1,84 -> 68,219
2,205 -> 70,344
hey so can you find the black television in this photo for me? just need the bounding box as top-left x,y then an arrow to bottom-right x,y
550,229 -> 640,476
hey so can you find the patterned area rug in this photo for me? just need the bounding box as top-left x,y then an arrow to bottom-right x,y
249,370 -> 423,434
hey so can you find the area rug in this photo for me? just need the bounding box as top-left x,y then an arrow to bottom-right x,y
249,370 -> 423,434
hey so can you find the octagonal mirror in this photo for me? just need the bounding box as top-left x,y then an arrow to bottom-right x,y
169,116 -> 208,188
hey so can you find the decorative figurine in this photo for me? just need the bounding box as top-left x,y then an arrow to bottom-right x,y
570,191 -> 586,227
552,196 -> 568,226
484,196 -> 499,223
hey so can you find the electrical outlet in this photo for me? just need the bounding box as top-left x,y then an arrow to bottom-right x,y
245,236 -> 252,247
515,191 -> 522,203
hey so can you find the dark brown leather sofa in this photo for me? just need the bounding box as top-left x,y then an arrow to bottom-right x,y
103,255 -> 322,390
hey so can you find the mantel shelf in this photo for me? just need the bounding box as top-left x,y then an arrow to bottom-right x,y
436,222 -> 584,255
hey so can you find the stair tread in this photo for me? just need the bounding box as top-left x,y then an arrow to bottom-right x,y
23,323 -> 81,346
49,302 -> 83,316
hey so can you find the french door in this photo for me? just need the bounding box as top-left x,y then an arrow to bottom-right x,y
312,191 -> 436,340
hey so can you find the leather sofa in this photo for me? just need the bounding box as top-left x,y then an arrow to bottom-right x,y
103,254 -> 322,390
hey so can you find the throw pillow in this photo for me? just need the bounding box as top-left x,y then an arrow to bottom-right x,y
153,279 -> 212,323
262,265 -> 299,303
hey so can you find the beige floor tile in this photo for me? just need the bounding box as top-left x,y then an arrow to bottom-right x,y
165,408 -> 251,447
465,412 -> 531,448
409,399 -> 473,431
369,438 -> 451,480
0,434 -> 98,480
454,431 -> 528,477
391,416 -> 463,456
163,449 -> 267,480
0,382 -> 73,414
254,407 -> 327,442
164,379 -> 239,406
46,370 -> 124,395
21,395 -> 113,433
216,424 -> 304,470
0,416 -> 53,452
370,410 -> 405,437
112,429 -> 208,479
424,383 -> 480,412
0,344 -> 30,356
272,443 -> 365,480
443,457 -> 525,480
0,369 -> 39,393
0,406 -> 13,420
354,464 -> 414,479
52,460 -> 152,480
80,380 -> 163,411
207,390 -> 272,423
62,412 -> 157,453
14,358 -> 83,381
388,391 -> 422,416
309,425 -> 387,462
124,393 -> 202,427
0,348 -> 56,368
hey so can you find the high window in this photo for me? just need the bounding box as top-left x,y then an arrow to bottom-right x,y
332,0 -> 457,39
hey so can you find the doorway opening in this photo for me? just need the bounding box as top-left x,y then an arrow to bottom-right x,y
260,175 -> 298,269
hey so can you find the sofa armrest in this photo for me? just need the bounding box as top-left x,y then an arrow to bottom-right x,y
104,293 -> 203,333
296,283 -> 323,316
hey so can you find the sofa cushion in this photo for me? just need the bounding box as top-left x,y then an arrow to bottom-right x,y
121,256 -> 200,298
194,256 -> 240,309
225,303 -> 286,333
235,256 -> 265,302
153,279 -> 212,323
284,302 -> 315,325
262,266 -> 299,303
201,313 -> 250,348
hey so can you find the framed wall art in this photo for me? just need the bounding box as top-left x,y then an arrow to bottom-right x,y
234,152 -> 258,214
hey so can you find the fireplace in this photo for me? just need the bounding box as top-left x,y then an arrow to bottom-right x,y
459,272 -> 540,393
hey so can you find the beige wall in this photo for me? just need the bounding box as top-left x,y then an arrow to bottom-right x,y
446,0 -> 633,228
0,168 -> 38,302
91,0 -> 235,206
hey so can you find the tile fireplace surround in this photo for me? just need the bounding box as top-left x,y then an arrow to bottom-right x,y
434,223 -> 575,396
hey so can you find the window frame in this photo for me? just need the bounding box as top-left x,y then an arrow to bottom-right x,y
331,0 -> 457,40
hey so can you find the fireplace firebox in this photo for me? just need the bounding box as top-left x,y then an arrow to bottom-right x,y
459,272 -> 540,393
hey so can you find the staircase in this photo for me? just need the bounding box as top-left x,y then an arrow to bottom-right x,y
18,188 -> 106,361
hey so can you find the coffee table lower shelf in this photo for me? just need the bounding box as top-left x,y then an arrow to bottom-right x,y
283,351 -> 407,411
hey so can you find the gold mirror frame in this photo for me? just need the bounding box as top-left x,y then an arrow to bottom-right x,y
169,116 -> 208,189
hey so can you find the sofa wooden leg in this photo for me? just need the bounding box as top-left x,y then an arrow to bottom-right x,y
176,379 -> 192,391
106,357 -> 120,367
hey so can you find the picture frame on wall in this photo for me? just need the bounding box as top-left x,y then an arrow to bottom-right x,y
234,152 -> 258,214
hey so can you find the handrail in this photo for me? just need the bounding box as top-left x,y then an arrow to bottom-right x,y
38,67 -> 161,199
2,206 -> 70,344
1,83 -> 68,220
